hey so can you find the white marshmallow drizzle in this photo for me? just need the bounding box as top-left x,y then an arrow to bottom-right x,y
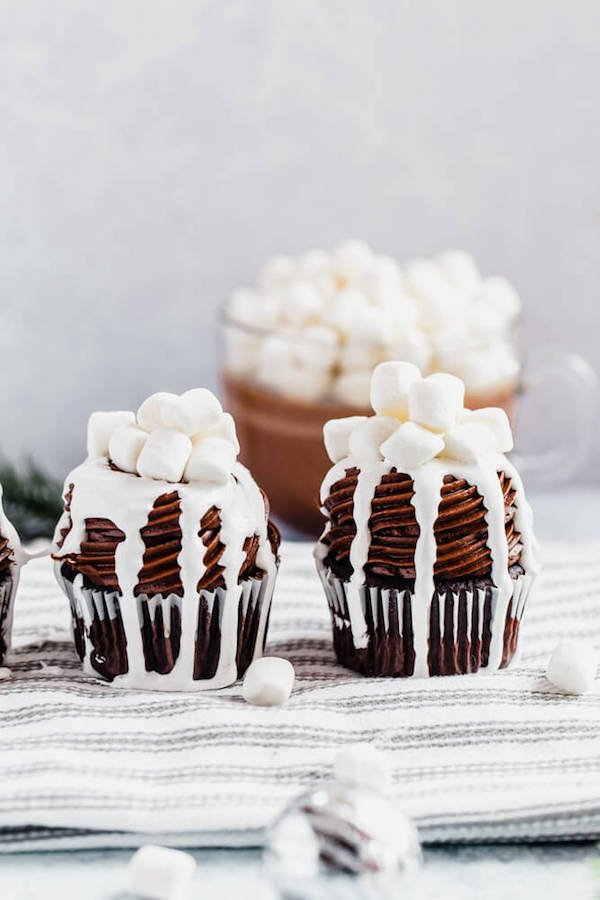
317,454 -> 539,673
53,457 -> 277,691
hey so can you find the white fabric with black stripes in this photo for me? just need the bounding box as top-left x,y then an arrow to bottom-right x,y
1,541 -> 599,852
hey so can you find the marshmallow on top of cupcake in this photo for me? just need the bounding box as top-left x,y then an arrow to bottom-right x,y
316,362 -> 539,678
53,388 -> 280,691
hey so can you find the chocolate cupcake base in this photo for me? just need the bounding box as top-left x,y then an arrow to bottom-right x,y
55,562 -> 276,690
0,571 -> 17,665
316,559 -> 533,677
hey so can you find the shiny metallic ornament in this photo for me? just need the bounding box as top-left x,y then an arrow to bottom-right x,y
264,783 -> 421,897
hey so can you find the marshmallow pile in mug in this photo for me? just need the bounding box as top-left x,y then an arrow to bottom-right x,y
87,389 -> 240,484
225,241 -> 521,406
324,361 -> 513,468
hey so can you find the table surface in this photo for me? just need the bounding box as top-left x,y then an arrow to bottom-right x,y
2,486 -> 600,899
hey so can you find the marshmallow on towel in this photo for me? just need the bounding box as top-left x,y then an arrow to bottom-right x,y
184,437 -> 236,485
136,428 -> 192,483
546,641 -> 598,694
348,416 -> 398,463
87,411 -> 135,458
370,361 -> 421,419
408,373 -> 465,433
461,407 -> 513,453
381,422 -> 445,469
108,424 -> 148,474
242,657 -> 295,706
323,416 -> 368,463
126,845 -> 196,900
334,743 -> 392,794
443,422 -> 497,463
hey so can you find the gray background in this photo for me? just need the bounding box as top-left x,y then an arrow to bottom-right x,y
1,0 -> 599,480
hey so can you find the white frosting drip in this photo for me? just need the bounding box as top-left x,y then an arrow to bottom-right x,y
316,452 -> 538,677
53,457 -> 277,690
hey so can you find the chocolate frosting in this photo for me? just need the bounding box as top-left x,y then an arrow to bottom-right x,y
0,535 -> 13,580
322,469 -> 522,586
56,486 -> 281,597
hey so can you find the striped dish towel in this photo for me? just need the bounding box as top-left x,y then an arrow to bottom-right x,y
1,540 -> 599,852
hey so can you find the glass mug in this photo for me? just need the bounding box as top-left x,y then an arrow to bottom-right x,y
220,314 -> 598,535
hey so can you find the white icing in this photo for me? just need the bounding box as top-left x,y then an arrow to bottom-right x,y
53,457 -> 277,691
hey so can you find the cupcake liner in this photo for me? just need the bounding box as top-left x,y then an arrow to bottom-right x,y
316,558 -> 535,677
55,561 -> 276,690
0,571 -> 18,665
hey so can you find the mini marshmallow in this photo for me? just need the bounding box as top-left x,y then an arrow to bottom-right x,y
282,280 -> 323,327
136,428 -> 192,483
436,250 -> 481,295
408,373 -> 465,433
443,422 -> 497,463
228,287 -> 262,327
108,424 -> 148,474
404,258 -> 448,299
203,412 -> 240,454
384,329 -> 432,372
0,667 -> 11,680
546,641 -> 597,694
332,370 -> 372,407
295,325 -> 339,371
126,845 -> 196,900
258,333 -> 293,372
334,742 -> 392,794
380,421 -> 445,469
462,407 -> 513,453
333,239 -> 374,282
276,364 -> 329,403
324,288 -> 370,336
348,415 -> 398,462
258,254 -> 296,289
184,436 -> 236,484
370,361 -> 421,419
323,416 -> 368,463
338,340 -> 381,373
224,328 -> 260,377
137,392 -> 176,433
87,410 -> 135,458
298,249 -> 332,280
478,276 -> 521,321
345,304 -> 390,345
160,388 -> 223,436
242,657 -> 295,706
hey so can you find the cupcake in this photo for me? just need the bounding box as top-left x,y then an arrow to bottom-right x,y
315,361 -> 538,677
0,489 -> 23,665
52,388 -> 280,690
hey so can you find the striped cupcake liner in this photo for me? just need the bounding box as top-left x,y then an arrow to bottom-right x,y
0,572 -> 17,665
56,562 -> 275,689
316,559 -> 534,677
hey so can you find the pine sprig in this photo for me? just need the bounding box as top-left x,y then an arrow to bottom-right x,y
0,458 -> 63,541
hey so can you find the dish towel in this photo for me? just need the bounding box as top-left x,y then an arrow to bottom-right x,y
1,540 -> 600,852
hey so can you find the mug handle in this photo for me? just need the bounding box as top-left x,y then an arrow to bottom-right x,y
510,347 -> 598,484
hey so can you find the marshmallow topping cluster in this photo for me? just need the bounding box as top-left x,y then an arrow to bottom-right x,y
87,388 -> 240,485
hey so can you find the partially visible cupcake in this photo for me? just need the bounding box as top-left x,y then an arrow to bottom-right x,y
0,489 -> 23,664
315,362 -> 538,677
52,388 -> 280,690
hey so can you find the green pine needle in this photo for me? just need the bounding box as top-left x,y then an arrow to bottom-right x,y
0,458 -> 63,541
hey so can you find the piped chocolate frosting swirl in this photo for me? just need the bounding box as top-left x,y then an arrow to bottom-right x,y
56,486 -> 281,597
322,468 -> 522,587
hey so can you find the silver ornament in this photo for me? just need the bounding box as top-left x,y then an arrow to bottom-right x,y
264,783 -> 421,898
